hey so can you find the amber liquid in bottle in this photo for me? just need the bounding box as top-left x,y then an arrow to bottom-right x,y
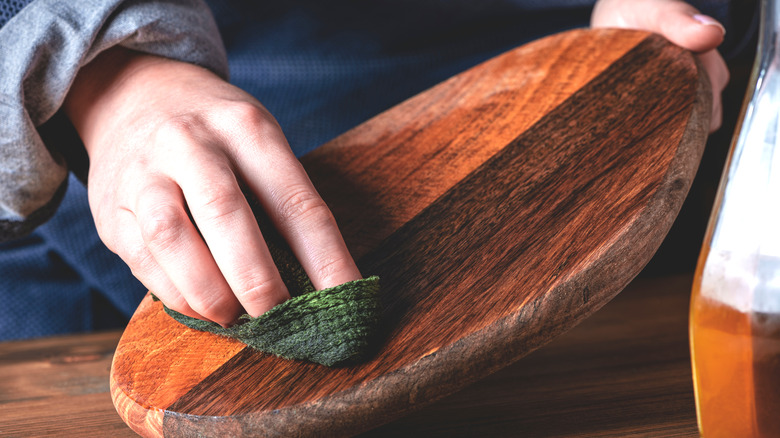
751,310 -> 780,437
690,250 -> 780,437
689,1 -> 780,434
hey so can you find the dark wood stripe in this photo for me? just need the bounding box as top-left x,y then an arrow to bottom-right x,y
166,33 -> 697,420
298,30 -> 650,261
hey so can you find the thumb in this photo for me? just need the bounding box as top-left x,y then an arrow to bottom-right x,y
592,0 -> 725,53
656,3 -> 726,52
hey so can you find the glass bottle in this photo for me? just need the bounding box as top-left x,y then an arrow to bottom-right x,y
690,0 -> 780,436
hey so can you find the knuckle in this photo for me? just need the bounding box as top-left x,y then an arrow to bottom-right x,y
236,275 -> 285,298
217,102 -> 287,152
235,276 -> 288,310
275,186 -> 333,227
155,115 -> 201,144
124,244 -> 156,274
311,254 -> 354,285
225,101 -> 275,129
163,295 -> 191,315
196,164 -> 239,202
196,184 -> 247,225
138,203 -> 188,250
187,292 -> 235,324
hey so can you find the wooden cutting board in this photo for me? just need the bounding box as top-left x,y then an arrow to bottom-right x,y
110,28 -> 710,437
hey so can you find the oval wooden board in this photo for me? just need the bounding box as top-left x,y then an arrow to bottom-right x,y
111,28 -> 710,437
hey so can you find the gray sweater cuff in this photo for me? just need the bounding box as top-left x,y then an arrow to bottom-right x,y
0,0 -> 228,239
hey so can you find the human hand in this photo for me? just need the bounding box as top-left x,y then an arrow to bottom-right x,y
64,47 -> 361,326
591,0 -> 730,132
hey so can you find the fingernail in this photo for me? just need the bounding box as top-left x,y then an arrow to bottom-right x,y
693,14 -> 726,36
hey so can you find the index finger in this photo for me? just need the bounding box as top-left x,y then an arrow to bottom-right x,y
229,119 -> 362,292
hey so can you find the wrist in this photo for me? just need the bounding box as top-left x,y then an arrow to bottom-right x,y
63,47 -> 169,155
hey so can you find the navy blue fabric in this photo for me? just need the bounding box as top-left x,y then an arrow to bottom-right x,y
0,0 -> 32,28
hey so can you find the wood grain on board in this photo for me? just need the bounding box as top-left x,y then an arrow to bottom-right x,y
110,28 -> 711,437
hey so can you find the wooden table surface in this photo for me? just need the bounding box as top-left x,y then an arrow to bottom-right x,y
0,272 -> 700,437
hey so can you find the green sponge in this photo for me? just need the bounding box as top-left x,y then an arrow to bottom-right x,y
160,275 -> 381,367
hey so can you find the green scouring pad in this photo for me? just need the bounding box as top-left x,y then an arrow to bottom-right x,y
160,274 -> 380,367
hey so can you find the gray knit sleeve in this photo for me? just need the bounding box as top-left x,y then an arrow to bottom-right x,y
0,0 -> 228,241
